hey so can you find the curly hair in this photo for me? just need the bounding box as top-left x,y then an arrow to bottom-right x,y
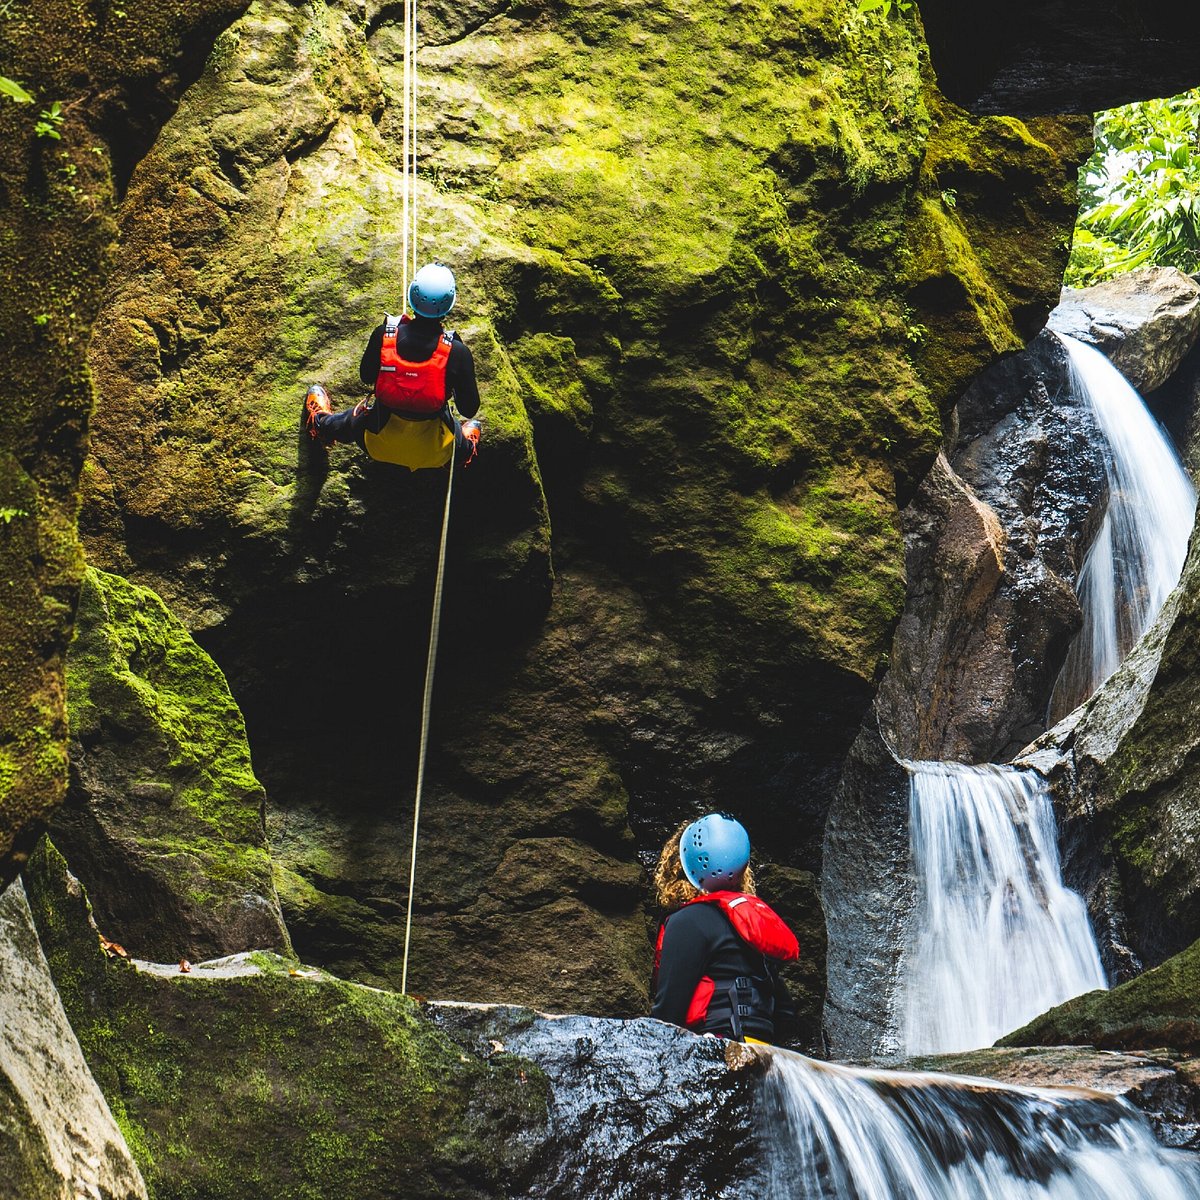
652,817 -> 755,913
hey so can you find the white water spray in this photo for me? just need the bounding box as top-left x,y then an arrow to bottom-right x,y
1050,333 -> 1196,718
761,1049 -> 1200,1200
900,762 -> 1106,1055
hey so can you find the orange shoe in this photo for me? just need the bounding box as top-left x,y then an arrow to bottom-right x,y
460,419 -> 481,466
303,384 -> 333,442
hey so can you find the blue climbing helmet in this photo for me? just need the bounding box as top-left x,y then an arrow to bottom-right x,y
408,262 -> 457,319
680,813 -> 751,892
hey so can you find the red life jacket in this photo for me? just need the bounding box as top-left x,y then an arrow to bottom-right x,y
374,313 -> 453,416
653,891 -> 799,1031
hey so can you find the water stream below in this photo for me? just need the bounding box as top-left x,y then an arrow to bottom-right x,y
760,1049 -> 1200,1199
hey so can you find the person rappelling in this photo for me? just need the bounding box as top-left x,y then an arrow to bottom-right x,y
651,813 -> 799,1045
303,262 -> 482,471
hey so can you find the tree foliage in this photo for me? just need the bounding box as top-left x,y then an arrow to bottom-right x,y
1067,90 -> 1200,286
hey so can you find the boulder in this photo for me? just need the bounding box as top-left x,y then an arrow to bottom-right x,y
1050,268 -> 1200,393
53,567 -> 289,962
74,0 -> 1091,1022
870,330 -> 1105,767
0,877 -> 146,1200
428,1005 -> 763,1199
1000,936 -> 1200,1067
24,837 -> 764,1200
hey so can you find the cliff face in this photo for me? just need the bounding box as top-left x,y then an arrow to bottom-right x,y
0,0 -> 258,887
72,0 -> 1089,1025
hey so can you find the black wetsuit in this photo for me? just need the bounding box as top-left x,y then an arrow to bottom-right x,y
318,316 -> 480,445
652,902 -> 793,1042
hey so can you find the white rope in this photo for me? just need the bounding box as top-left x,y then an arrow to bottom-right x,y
400,460 -> 455,995
400,0 -> 420,296
396,0 -> 446,996
410,7 -> 419,288
401,0 -> 411,294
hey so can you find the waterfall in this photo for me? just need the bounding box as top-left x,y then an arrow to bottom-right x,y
900,762 -> 1106,1055
760,1049 -> 1200,1200
1050,333 -> 1196,719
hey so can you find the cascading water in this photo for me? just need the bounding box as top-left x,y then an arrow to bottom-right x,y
899,762 -> 1106,1054
760,1049 -> 1200,1199
1049,332 -> 1197,719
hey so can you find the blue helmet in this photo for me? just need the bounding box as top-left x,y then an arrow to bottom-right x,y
408,262 -> 457,319
680,813 -> 751,891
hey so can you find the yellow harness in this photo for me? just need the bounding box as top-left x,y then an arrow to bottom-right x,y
363,412 -> 456,471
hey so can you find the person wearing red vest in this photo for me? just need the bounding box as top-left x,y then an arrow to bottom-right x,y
303,263 -> 482,471
651,813 -> 799,1044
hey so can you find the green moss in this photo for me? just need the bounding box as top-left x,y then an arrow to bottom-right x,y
1001,934 -> 1200,1056
26,839 -> 548,1200
59,566 -> 287,959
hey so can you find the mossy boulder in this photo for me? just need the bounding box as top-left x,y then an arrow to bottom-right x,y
55,566 -> 288,961
24,839 -> 547,1200
1001,936 -> 1200,1058
76,0 -> 1089,1020
24,837 -> 767,1199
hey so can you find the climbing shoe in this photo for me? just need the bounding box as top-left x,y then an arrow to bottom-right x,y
303,384 -> 333,443
460,419 -> 481,467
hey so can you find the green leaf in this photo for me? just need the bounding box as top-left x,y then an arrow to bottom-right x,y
0,76 -> 33,104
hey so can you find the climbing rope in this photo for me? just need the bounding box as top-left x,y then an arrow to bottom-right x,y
400,459 -> 455,995
397,0 -> 433,996
400,0 -> 420,296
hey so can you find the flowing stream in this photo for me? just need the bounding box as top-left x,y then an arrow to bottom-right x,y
760,1049 -> 1200,1199
899,762 -> 1106,1055
1049,333 -> 1196,718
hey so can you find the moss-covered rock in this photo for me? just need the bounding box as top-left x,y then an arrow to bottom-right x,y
0,0 -> 257,887
55,566 -> 288,961
76,0 -> 1089,1020
1001,936 -> 1200,1058
24,839 -> 547,1200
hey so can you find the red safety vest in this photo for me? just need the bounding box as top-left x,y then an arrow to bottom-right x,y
374,313 -> 453,416
654,891 -> 799,1030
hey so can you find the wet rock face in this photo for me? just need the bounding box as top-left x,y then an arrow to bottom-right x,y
429,1005 -> 764,1200
919,0 -> 1200,115
1050,268 -> 1200,395
54,568 -> 289,962
0,878 -> 147,1200
77,0 -> 1089,1018
821,717 -> 912,1058
877,330 -> 1106,765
